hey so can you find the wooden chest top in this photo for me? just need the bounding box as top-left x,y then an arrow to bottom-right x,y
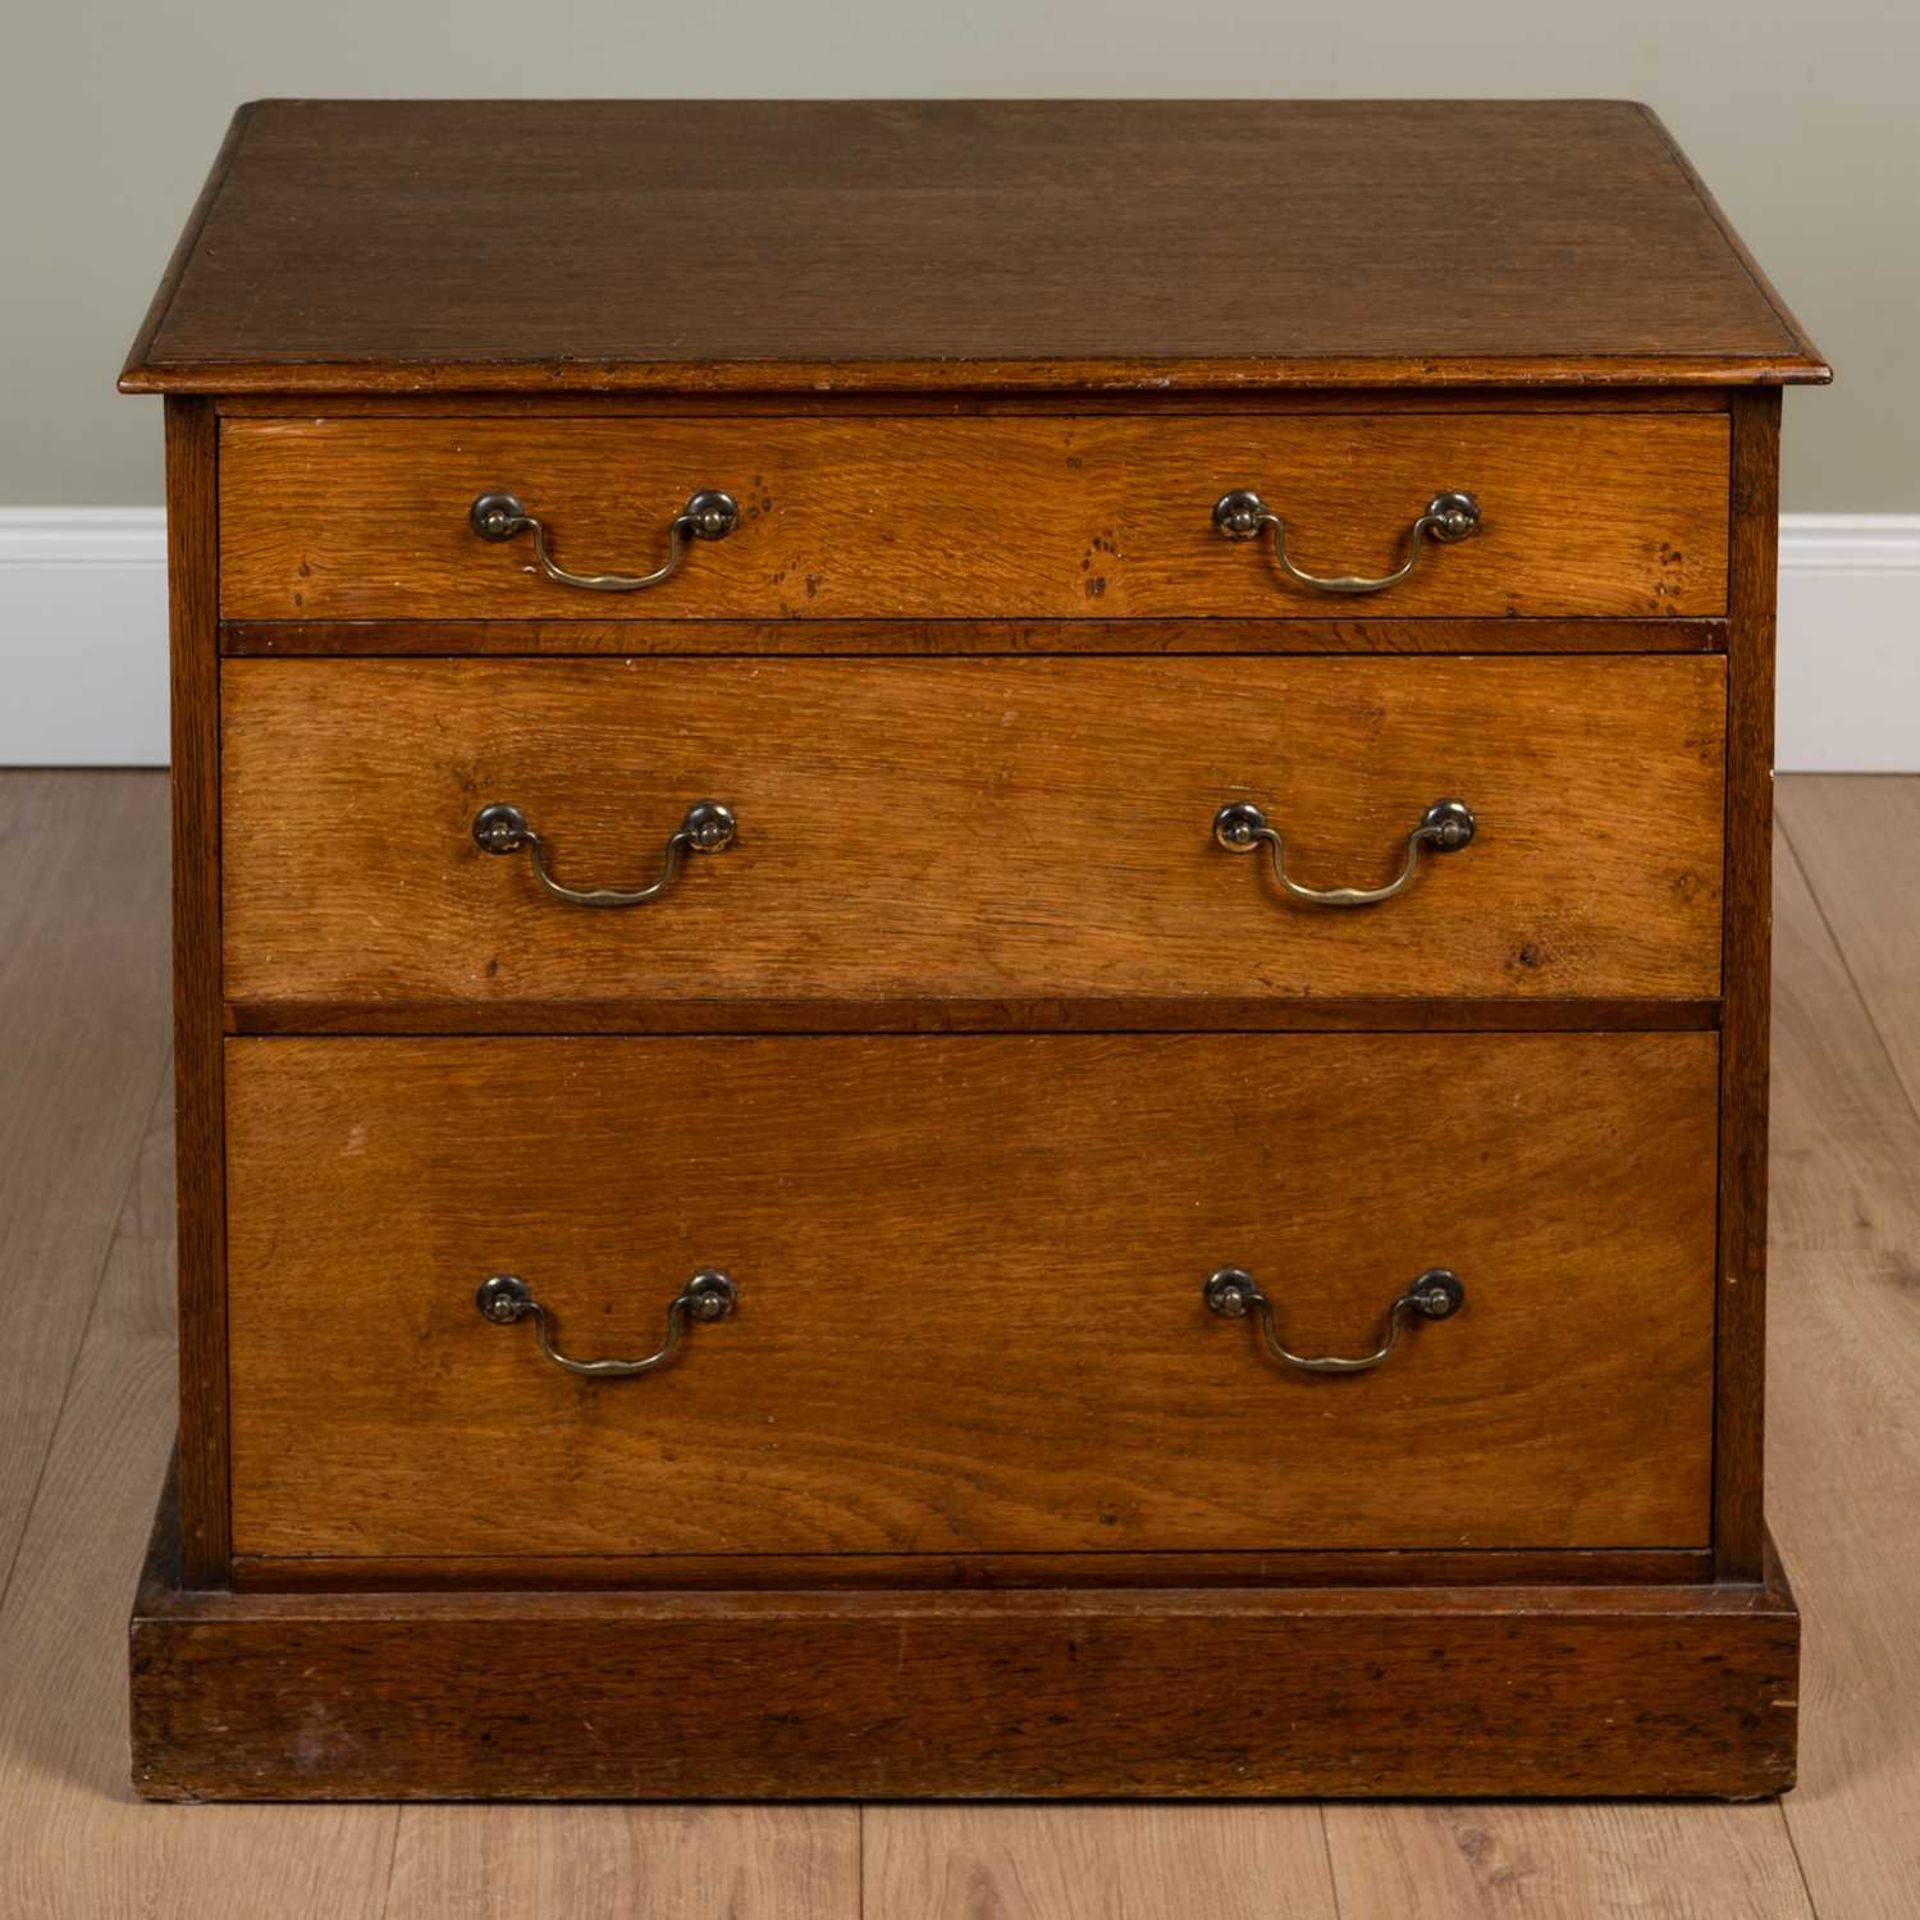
120,98 -> 1826,395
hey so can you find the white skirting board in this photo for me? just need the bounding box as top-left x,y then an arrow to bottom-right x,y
1774,518 -> 1920,773
0,511 -> 173,770
0,509 -> 1916,770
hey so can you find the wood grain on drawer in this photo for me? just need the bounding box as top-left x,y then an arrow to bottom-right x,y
221,655 -> 1725,1011
225,1032 -> 1717,1559
217,414 -> 1729,620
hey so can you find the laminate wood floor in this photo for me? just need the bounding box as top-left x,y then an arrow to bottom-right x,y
0,769 -> 1913,1919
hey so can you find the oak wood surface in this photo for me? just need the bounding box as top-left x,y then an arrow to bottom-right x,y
1637,104 -> 1826,398
220,615 -> 1729,658
222,1031 -> 1718,1561
863,1805 -> 1337,1919
119,103 -> 256,390
129,1529 -> 1801,1800
1767,829 -> 1920,1253
1714,390 -> 1780,1579
227,1547 -> 1710,1592
162,398 -> 231,1585
0,776 -> 170,1608
384,1805 -> 860,1919
118,100 -> 1826,393
221,655 -> 1727,1012
1777,777 -> 1920,1110
1320,1803 -> 1816,1918
0,1086 -> 403,1918
217,412 -> 1731,621
210,387 -> 1738,417
222,995 -> 1724,1038
1767,796 -> 1920,1918
1766,1258 -> 1920,1920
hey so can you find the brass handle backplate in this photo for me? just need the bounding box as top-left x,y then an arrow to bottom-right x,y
470,488 -> 738,592
1205,1266 -> 1464,1375
476,1270 -> 737,1378
1212,798 -> 1474,908
1213,488 -> 1481,595
472,799 -> 736,908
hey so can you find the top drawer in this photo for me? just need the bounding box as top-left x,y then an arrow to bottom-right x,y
217,413 -> 1730,623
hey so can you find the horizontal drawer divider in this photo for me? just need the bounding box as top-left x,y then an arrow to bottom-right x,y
220,618 -> 1728,657
223,997 -> 1725,1037
232,1548 -> 1715,1593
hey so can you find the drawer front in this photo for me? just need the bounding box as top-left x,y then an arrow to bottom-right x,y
218,413 -> 1729,621
222,655 -> 1725,1010
225,1032 -> 1718,1560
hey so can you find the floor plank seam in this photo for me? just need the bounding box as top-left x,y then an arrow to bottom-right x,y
0,1053 -> 172,1625
1777,1801 -> 1825,1920
374,1805 -> 402,1920
1318,1803 -> 1346,1920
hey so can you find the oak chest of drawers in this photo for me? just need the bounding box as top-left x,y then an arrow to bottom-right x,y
122,98 -> 1826,1800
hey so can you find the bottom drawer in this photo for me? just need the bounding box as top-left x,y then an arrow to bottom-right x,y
225,1032 -> 1717,1565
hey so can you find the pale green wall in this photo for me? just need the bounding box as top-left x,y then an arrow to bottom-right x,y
1,0 -> 1908,509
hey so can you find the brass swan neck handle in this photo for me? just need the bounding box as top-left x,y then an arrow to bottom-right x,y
472,800 -> 737,909
1212,799 -> 1475,908
1212,488 -> 1481,596
1205,1267 -> 1465,1375
469,488 -> 739,593
475,1271 -> 737,1379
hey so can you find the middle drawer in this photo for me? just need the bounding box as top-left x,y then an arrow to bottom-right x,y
223,654 -> 1725,1010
